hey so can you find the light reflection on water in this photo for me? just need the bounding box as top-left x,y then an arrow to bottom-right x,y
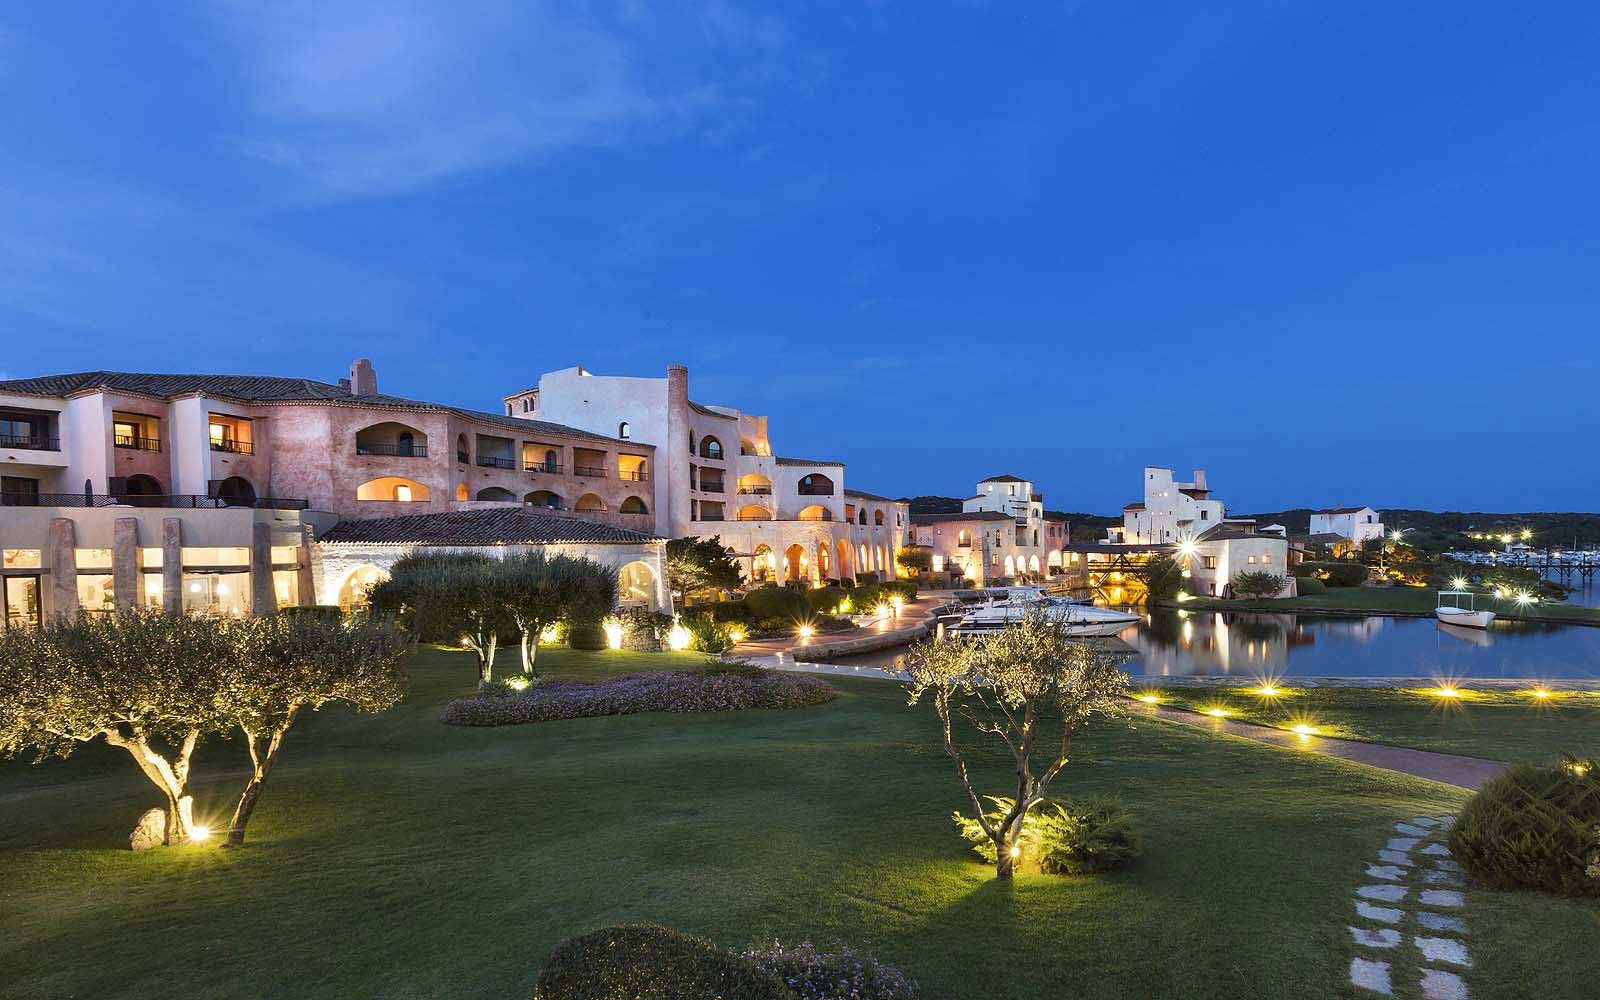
829,608 -> 1600,680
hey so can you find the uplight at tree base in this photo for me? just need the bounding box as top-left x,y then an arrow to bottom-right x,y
190,825 -> 211,843
603,618 -> 624,650
667,622 -> 692,651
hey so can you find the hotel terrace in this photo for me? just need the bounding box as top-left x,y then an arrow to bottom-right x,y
0,361 -> 669,625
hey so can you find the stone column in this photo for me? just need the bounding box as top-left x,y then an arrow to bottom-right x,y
113,518 -> 141,613
250,520 -> 275,616
296,524 -> 316,608
47,518 -> 79,620
162,518 -> 183,616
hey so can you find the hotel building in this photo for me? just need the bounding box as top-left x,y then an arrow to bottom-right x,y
911,474 -> 1070,586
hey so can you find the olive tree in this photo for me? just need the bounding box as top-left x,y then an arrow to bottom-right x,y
218,612 -> 408,848
497,551 -> 618,675
1231,571 -> 1285,599
0,611 -> 236,845
369,552 -> 508,685
905,610 -> 1130,880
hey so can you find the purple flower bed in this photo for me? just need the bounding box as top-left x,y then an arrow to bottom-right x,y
441,665 -> 836,726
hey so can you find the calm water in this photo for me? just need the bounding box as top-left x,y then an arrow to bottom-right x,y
832,608 -> 1600,680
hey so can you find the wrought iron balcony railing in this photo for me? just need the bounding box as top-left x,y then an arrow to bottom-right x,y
0,434 -> 60,451
210,438 -> 254,455
114,434 -> 161,452
476,456 -> 516,470
356,443 -> 429,458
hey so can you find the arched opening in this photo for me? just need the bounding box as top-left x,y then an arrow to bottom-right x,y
355,421 -> 428,457
740,438 -> 759,456
784,543 -> 806,582
857,509 -> 867,525
337,565 -> 389,612
214,476 -> 257,506
699,436 -> 723,460
797,473 -> 834,496
618,421 -> 631,440
455,482 -> 469,501
525,490 -> 564,509
619,561 -> 656,606
575,493 -> 606,512
687,432 -> 696,455
736,473 -> 772,496
620,495 -> 649,514
476,486 -> 516,502
357,477 -> 430,502
737,504 -> 773,521
752,544 -> 774,582
1047,550 -> 1063,569
837,539 -> 853,581
874,510 -> 885,526
1004,555 -> 1016,577
957,529 -> 972,547
1029,555 -> 1041,573
878,546 -> 888,573
456,433 -> 470,463
858,544 -> 868,569
816,541 -> 831,580
798,504 -> 831,522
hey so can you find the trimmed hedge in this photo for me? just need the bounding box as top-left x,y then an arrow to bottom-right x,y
566,622 -> 608,651
441,665 -> 836,726
1449,756 -> 1600,896
1298,561 -> 1368,588
533,925 -> 796,1000
1293,575 -> 1327,595
746,586 -> 809,621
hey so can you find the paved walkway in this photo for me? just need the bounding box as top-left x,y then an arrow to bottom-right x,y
753,654 -> 1509,791
731,593 -> 954,661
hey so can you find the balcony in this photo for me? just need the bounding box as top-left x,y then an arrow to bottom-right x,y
619,469 -> 650,482
736,486 -> 771,495
0,433 -> 60,451
476,456 -> 516,470
699,480 -> 725,494
524,461 -> 564,474
356,443 -> 429,458
797,484 -> 834,496
0,492 -> 307,510
114,434 -> 161,452
211,438 -> 254,455
574,465 -> 607,478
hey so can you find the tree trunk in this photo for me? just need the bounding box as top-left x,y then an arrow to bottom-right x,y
995,844 -> 1016,880
519,632 -> 539,675
223,709 -> 297,849
104,727 -> 198,845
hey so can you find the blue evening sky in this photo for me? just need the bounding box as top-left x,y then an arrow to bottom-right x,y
2,3 -> 1596,513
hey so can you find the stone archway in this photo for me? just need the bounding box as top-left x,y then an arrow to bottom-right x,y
784,543 -> 806,582
337,565 -> 390,612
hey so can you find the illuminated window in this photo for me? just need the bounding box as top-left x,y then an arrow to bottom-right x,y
2,549 -> 41,569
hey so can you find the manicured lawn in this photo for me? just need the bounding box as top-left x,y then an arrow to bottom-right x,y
1140,686 -> 1600,764
1174,587 -> 1600,625
2,646 -> 1597,999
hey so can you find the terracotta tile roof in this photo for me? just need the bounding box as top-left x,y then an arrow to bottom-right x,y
843,487 -> 893,502
910,511 -> 1014,525
1123,502 -> 1146,511
320,508 -> 662,546
774,456 -> 843,467
0,370 -> 631,444
1314,506 -> 1372,515
688,400 -> 737,420
978,474 -> 1026,483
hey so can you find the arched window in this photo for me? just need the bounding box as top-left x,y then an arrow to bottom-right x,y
957,529 -> 971,546
784,543 -> 806,581
1004,555 -> 1016,577
752,544 -> 774,581
619,561 -> 657,607
737,504 -> 773,521
699,436 -> 723,460
455,482 -> 469,501
214,476 -> 257,506
337,566 -> 390,613
620,495 -> 649,514
687,432 -> 696,455
797,473 -> 834,496
456,433 -> 470,463
798,504 -> 831,522
525,490 -> 563,509
874,510 -> 884,526
123,474 -> 163,495
618,421 -> 630,440
741,438 -> 759,456
358,477 -> 430,502
857,509 -> 867,525
543,449 -> 559,472
576,493 -> 606,512
476,487 -> 516,502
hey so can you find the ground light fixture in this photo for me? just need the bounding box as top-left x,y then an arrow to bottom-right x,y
1431,686 -> 1462,699
1135,693 -> 1161,705
1204,707 -> 1230,718
506,676 -> 530,691
667,621 -> 692,651
1290,723 -> 1317,737
1451,576 -> 1468,590
796,623 -> 815,641
190,825 -> 211,843
725,625 -> 747,644
1568,762 -> 1591,777
1253,684 -> 1283,697
603,618 -> 624,650
1531,688 -> 1552,699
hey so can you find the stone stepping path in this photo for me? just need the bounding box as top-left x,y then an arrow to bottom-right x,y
1348,815 -> 1475,999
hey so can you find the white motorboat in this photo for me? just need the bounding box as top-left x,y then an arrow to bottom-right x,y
949,596 -> 1141,638
1435,590 -> 1495,630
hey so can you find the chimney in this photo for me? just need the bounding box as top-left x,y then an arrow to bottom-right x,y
666,364 -> 688,409
350,359 -> 377,397
1193,469 -> 1207,489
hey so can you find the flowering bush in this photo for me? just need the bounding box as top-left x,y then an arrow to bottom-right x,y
440,663 -> 835,726
743,940 -> 917,1000
953,795 -> 1141,875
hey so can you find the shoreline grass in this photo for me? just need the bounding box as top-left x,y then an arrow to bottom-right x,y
2,646 -> 1596,999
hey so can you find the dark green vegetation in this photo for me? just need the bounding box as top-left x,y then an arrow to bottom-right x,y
1239,509 -> 1600,550
1145,686 -> 1600,764
1174,586 -> 1600,625
1450,758 -> 1600,897
533,925 -> 796,1000
3,647 -> 1598,999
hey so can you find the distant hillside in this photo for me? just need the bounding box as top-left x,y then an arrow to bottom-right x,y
902,495 -> 964,515
1238,509 -> 1600,549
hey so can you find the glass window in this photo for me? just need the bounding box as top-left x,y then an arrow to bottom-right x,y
273,570 -> 299,610
76,548 -> 114,570
142,547 -> 164,568
3,548 -> 41,569
271,546 -> 300,566
182,572 -> 250,616
141,574 -> 164,610
3,576 -> 40,629
77,574 -> 115,615
181,547 -> 250,567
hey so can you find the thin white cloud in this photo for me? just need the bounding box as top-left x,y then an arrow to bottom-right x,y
203,0 -> 790,199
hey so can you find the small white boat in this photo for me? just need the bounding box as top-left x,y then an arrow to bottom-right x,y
1435,590 -> 1495,630
949,596 -> 1141,638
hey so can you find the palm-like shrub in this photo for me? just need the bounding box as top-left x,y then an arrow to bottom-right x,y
953,796 -> 1140,875
1449,755 -> 1600,896
1231,571 -> 1285,599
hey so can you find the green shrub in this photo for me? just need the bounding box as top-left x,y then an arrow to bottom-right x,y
1299,561 -> 1368,588
807,586 -> 847,614
1294,575 -> 1327,595
746,586 -> 809,621
953,796 -> 1140,875
567,622 -> 608,651
533,925 -> 797,1000
880,580 -> 917,603
277,605 -> 344,622
682,613 -> 733,653
742,941 -> 917,999
1231,571 -> 1285,599
1449,755 -> 1600,896
708,599 -> 754,624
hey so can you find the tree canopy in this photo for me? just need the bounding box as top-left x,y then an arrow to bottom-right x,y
667,535 -> 743,604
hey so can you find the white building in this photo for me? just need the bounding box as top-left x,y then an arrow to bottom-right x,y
504,365 -> 911,587
912,474 -> 1070,585
1309,506 -> 1385,547
1108,467 -> 1225,544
